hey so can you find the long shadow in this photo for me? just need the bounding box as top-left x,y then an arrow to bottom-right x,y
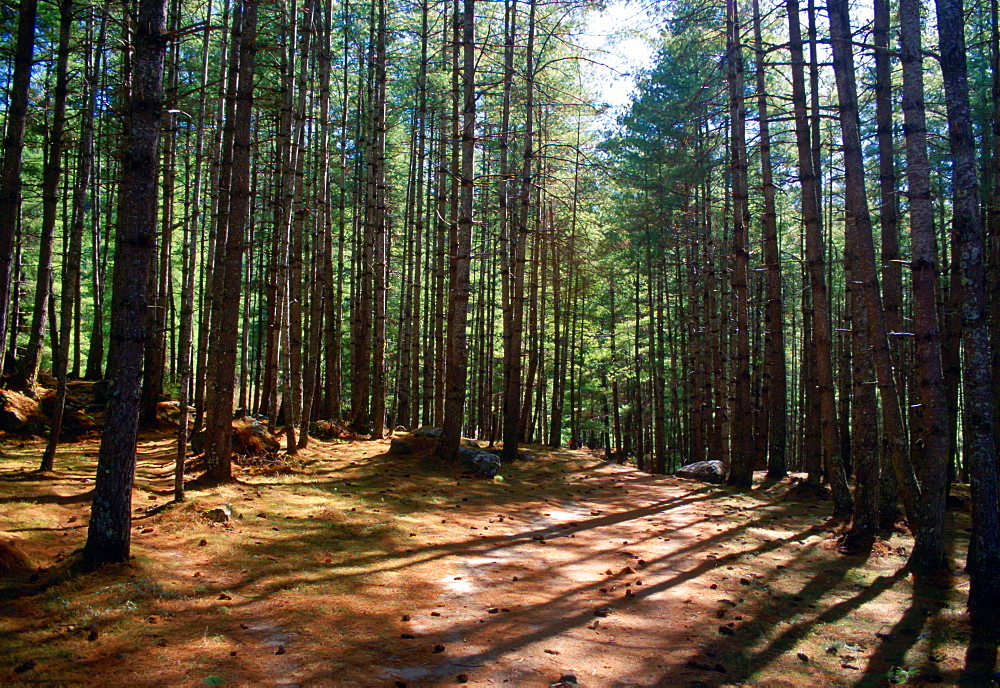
855,574 -> 955,686
701,554 -> 900,680
212,465 -> 827,607
205,490 -> 725,596
0,489 -> 94,505
0,433 -> 854,685
331,513 -> 838,682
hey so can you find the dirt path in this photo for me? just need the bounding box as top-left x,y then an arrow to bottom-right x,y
374,463 -> 742,686
0,432 -> 971,686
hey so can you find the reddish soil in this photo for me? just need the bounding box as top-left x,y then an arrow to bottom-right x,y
0,430 -> 972,686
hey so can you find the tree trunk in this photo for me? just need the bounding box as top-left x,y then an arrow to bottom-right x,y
499,0 -> 524,463
82,0 -> 169,568
752,0 -> 787,479
438,0 -> 476,458
726,0 -> 754,489
787,0 -> 848,513
202,0 -> 260,482
370,0 -> 389,439
829,0 -> 928,532
38,0 -> 76,470
0,0 -> 38,359
174,0 -> 215,500
933,0 -> 1000,675
82,13 -> 108,382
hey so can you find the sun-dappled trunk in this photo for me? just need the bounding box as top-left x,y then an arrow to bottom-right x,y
82,0 -> 169,568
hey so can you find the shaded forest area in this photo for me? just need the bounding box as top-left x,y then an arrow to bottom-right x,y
0,0 -> 998,682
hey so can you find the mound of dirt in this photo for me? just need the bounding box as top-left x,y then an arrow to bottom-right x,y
0,390 -> 46,434
0,535 -> 34,575
37,391 -> 99,435
309,419 -> 360,441
233,418 -> 280,455
155,400 -> 189,425
189,418 -> 281,457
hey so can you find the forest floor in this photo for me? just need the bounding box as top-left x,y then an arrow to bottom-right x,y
0,427 -> 973,687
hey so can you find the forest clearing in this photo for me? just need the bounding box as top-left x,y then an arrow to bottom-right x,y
0,421 -> 973,687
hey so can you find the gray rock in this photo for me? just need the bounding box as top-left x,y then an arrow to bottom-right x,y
203,504 -> 233,523
463,439 -> 482,449
456,447 -> 501,478
389,438 -> 413,455
674,459 -> 726,484
412,426 -> 443,438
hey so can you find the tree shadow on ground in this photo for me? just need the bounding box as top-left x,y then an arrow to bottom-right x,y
0,433 -> 973,686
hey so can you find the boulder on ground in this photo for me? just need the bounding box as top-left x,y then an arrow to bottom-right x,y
463,439 -> 482,449
674,459 -> 726,484
389,438 -> 413,455
456,447 -> 501,479
412,426 -> 443,438
0,390 -> 46,433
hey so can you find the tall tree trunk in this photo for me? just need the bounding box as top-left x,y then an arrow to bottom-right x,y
0,0 -> 38,358
82,0 -> 169,568
38,0 -> 76,470
370,0 -> 389,439
83,13 -> 108,382
828,0 -> 920,528
395,0 -> 430,431
174,0 -> 215,500
285,0 -> 316,452
193,0 -> 233,432
752,0 -> 787,479
726,0 -> 754,489
140,2 -> 180,426
202,0 -> 260,482
787,0 -> 848,513
988,0 -> 1000,432
503,0 -> 533,461
873,0 -> 904,530
879,0 -> 952,572
842,222 -> 881,549
933,0 -> 1000,675
301,0 -> 332,443
438,0 -> 476,458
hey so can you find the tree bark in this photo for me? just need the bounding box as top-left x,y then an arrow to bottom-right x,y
438,0 -> 476,458
82,0 -> 169,568
726,0 -> 754,489
202,0 -> 260,482
38,0 -> 75,471
752,0 -> 787,479
787,0 -> 848,512
932,0 -> 1000,675
0,0 -> 39,359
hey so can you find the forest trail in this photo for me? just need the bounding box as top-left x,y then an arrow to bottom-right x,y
0,431 -> 971,687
